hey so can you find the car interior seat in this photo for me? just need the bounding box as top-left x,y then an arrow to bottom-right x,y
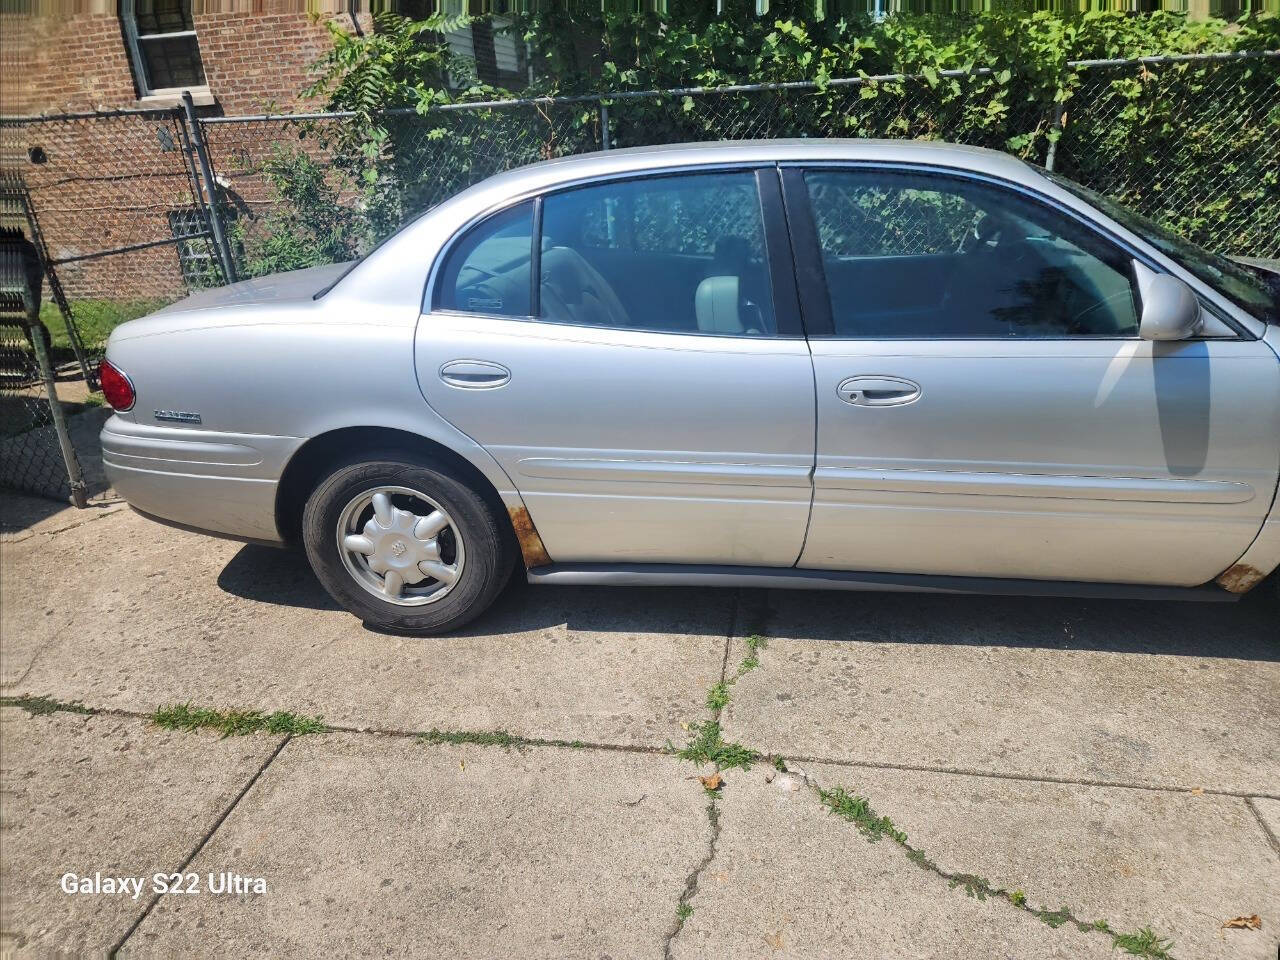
540,244 -> 632,328
695,235 -> 770,334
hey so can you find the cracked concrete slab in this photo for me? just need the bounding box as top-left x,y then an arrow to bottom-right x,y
722,590 -> 1280,794
1251,797 -> 1280,853
0,707 -> 281,957
668,765 -> 1113,960
0,508 -> 729,747
119,734 -> 708,959
0,494 -> 124,543
796,761 -> 1280,960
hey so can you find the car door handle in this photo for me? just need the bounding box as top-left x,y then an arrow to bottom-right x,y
836,376 -> 921,407
439,360 -> 511,389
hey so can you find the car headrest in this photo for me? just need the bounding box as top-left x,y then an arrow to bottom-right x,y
711,235 -> 752,273
695,275 -> 742,334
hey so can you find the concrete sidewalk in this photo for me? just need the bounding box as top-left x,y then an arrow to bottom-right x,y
2,496 -> 1277,958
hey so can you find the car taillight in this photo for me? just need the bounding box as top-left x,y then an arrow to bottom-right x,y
99,359 -> 135,411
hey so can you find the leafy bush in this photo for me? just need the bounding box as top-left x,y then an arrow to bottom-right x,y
279,10 -> 1279,260
240,147 -> 363,278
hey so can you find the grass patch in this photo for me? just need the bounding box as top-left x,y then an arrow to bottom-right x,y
153,703 -> 326,737
675,720 -> 759,771
1112,927 -> 1174,959
818,787 -> 907,844
1,695 -> 94,717
39,299 -> 170,353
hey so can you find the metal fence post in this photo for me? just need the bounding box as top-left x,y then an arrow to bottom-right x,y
598,102 -> 611,151
181,92 -> 238,284
1043,94 -> 1068,173
27,317 -> 88,507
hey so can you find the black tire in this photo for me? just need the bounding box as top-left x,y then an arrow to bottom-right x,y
302,455 -> 515,635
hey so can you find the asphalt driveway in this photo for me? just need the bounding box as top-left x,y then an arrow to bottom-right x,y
2,487 -> 1277,959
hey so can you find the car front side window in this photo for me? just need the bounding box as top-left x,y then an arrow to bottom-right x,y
803,170 -> 1140,339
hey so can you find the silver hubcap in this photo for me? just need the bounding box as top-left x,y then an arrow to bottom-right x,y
336,486 -> 465,607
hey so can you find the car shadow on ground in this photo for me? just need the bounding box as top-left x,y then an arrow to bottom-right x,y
216,542 -> 1280,660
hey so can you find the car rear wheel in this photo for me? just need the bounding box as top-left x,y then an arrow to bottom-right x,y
302,457 -> 514,635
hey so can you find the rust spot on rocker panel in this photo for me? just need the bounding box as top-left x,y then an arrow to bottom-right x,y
508,506 -> 552,569
1214,563 -> 1267,594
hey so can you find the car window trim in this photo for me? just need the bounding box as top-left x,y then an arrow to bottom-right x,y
779,166 -> 836,338
530,195 -> 544,319
425,163 -> 806,340
757,167 -> 804,338
781,160 -> 1248,342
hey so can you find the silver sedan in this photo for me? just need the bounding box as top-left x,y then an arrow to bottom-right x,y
99,140 -> 1280,634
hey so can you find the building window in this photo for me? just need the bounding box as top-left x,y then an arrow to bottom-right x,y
121,0 -> 207,97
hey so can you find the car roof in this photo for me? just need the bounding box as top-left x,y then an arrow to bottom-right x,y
471,138 -> 1038,195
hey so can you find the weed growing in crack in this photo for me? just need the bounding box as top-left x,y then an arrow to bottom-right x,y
818,787 -> 907,844
705,683 -> 730,711
736,634 -> 767,675
704,634 -> 770,718
1009,889 -> 1027,908
1032,906 -> 1073,929
417,729 -> 522,748
948,874 -> 990,901
676,721 -> 759,770
675,903 -> 693,923
1112,927 -> 1175,959
1,695 -> 94,717
153,704 -> 326,737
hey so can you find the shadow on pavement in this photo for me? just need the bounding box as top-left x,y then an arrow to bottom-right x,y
216,541 -> 1280,660
216,544 -> 342,612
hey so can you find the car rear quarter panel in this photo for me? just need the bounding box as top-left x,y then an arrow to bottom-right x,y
102,296 -> 524,542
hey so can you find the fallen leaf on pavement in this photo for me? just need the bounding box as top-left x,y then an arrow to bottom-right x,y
700,773 -> 723,791
1221,915 -> 1261,930
1190,787 -> 1205,796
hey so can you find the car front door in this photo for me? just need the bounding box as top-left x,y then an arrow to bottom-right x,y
783,165 -> 1279,587
414,167 -> 816,566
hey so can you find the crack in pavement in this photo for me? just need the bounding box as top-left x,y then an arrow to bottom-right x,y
4,697 -> 1276,801
671,629 -> 1193,959
1,502 -> 127,545
662,801 -> 722,960
1245,797 -> 1280,857
106,734 -> 293,958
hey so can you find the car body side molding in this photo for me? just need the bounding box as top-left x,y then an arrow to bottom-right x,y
527,563 -> 1240,602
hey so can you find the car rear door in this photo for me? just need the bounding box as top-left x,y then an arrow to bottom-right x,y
782,165 -> 1279,587
414,167 -> 816,567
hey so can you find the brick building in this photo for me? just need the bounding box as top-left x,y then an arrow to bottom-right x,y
0,2 -> 524,303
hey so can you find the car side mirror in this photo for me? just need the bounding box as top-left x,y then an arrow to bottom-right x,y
1134,261 -> 1203,341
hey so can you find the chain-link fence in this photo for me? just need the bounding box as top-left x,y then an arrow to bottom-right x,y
1,176 -> 87,504
194,49 -> 1276,284
0,49 -> 1276,504
1052,51 -> 1280,256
